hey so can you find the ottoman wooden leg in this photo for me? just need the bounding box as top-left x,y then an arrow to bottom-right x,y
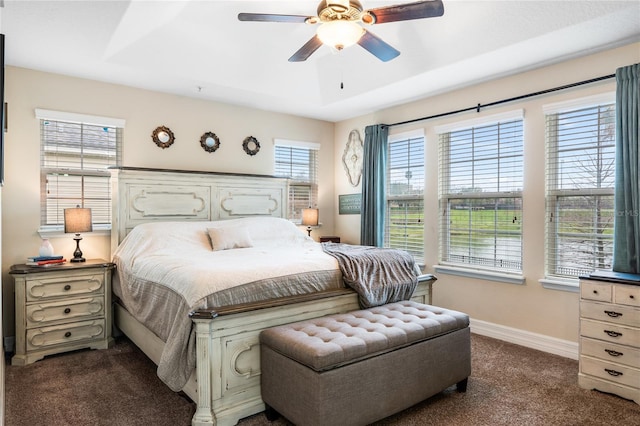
456,377 -> 469,392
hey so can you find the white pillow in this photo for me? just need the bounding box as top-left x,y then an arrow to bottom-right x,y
207,226 -> 254,251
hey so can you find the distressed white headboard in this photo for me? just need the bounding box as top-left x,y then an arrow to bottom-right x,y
110,167 -> 289,255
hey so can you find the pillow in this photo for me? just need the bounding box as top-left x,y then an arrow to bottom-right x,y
207,226 -> 254,251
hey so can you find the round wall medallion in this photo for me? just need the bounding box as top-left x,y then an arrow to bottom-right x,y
200,132 -> 220,153
151,125 -> 175,149
242,136 -> 260,156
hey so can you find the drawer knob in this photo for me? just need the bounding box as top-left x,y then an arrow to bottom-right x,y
64,308 -> 71,314
592,290 -> 598,295
604,368 -> 623,377
64,331 -> 71,338
604,310 -> 622,318
604,330 -> 622,338
63,285 -> 71,291
604,349 -> 623,357
631,295 -> 635,300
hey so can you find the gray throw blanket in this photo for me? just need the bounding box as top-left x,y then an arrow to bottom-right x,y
321,242 -> 419,308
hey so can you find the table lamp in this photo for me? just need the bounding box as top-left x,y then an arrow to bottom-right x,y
64,207 -> 93,262
301,208 -> 319,237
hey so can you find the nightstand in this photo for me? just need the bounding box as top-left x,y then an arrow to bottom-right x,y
10,259 -> 115,365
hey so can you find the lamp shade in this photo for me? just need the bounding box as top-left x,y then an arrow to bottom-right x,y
301,208 -> 319,227
64,207 -> 93,234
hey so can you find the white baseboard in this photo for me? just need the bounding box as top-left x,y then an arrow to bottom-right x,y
470,319 -> 579,360
4,336 -> 14,354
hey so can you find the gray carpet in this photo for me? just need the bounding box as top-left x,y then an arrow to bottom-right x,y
5,334 -> 640,425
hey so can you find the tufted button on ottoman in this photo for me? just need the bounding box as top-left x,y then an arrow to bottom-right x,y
259,300 -> 471,426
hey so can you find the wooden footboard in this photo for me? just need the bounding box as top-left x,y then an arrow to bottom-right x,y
187,277 -> 434,426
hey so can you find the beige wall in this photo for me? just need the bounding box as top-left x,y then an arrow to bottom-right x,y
1,67 -> 336,338
333,42 -> 640,343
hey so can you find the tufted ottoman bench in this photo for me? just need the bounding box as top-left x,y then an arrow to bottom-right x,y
259,300 -> 471,426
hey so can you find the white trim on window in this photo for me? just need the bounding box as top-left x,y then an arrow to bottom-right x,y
35,108 -> 126,128
542,92 -> 615,115
273,138 -> 321,150
434,109 -> 524,134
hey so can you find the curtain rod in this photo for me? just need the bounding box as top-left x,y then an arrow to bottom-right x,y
385,73 -> 616,128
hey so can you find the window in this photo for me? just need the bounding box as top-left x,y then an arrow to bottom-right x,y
438,111 -> 524,273
385,131 -> 425,263
544,95 -> 615,279
274,139 -> 319,221
37,109 -> 123,231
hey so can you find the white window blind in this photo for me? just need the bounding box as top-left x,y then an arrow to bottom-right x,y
274,141 -> 318,221
438,114 -> 524,272
39,111 -> 123,229
385,132 -> 425,263
545,99 -> 615,279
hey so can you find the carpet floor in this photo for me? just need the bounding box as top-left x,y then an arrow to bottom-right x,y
5,334 -> 639,425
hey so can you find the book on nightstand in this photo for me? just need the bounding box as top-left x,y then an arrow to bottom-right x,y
25,255 -> 66,266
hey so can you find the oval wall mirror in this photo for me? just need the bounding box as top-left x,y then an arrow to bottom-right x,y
243,136 -> 260,156
200,132 -> 220,153
151,126 -> 175,149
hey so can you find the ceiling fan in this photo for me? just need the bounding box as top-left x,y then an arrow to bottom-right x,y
238,0 -> 444,62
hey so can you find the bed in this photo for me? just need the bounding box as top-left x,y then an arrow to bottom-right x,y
109,167 -> 435,426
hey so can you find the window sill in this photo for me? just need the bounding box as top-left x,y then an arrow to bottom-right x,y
434,264 -> 525,285
539,277 -> 579,293
38,224 -> 111,239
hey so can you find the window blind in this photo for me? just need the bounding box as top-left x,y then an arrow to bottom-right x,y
438,115 -> 524,272
385,134 -> 425,263
545,101 -> 615,278
40,118 -> 122,228
274,143 -> 318,221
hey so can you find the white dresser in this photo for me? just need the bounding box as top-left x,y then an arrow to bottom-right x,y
578,276 -> 640,404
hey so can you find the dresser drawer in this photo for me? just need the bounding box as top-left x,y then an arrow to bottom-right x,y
580,355 -> 640,389
580,280 -> 612,302
580,300 -> 640,328
581,318 -> 640,347
581,337 -> 640,368
26,296 -> 104,328
26,319 -> 106,351
615,284 -> 640,308
26,273 -> 105,301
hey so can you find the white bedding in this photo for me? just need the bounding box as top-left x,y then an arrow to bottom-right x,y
114,217 -> 340,307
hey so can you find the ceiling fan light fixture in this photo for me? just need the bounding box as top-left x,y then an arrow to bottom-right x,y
316,20 -> 364,50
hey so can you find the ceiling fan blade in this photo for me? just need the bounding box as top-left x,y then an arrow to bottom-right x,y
366,0 -> 444,24
288,35 -> 324,62
238,13 -> 310,23
357,30 -> 400,62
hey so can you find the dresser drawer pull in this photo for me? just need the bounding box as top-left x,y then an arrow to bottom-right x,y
604,310 -> 622,318
63,308 -> 71,314
604,368 -> 623,377
63,285 -> 71,291
604,330 -> 622,338
604,349 -> 623,357
592,290 -> 599,295
64,331 -> 72,338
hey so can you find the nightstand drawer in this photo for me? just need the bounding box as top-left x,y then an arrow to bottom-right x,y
26,296 -> 105,327
26,319 -> 106,351
26,273 -> 105,301
580,300 -> 640,327
580,355 -> 640,389
581,337 -> 640,368
581,318 -> 640,347
580,280 -> 612,302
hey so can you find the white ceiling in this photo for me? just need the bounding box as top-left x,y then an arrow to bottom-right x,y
3,1 -> 639,122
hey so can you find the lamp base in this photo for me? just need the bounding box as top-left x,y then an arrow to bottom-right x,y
71,234 -> 86,262
306,226 -> 312,237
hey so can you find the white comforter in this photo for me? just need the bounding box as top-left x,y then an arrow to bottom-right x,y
114,217 -> 339,308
